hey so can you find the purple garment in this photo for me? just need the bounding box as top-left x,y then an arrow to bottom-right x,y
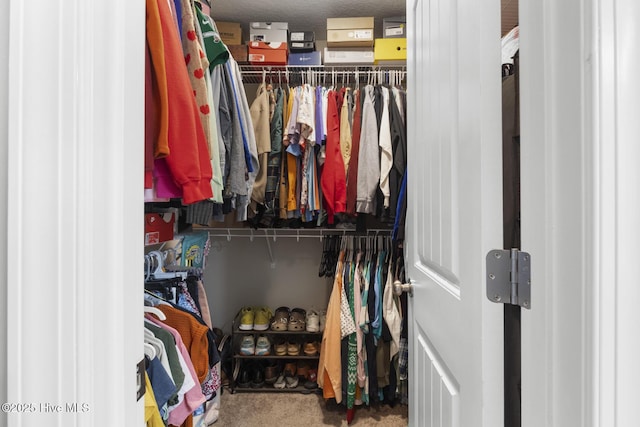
316,85 -> 324,145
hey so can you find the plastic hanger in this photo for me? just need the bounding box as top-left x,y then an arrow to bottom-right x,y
143,343 -> 156,360
143,306 -> 166,320
148,250 -> 187,280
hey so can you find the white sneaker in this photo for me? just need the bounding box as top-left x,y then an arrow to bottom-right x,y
319,310 -> 327,332
254,335 -> 271,356
240,335 -> 255,355
306,309 -> 320,332
274,374 -> 286,389
285,374 -> 299,388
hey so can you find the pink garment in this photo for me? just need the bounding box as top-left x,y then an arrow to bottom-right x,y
153,157 -> 183,199
145,314 -> 206,426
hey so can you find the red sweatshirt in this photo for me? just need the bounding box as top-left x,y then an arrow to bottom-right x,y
146,0 -> 212,204
321,90 -> 347,224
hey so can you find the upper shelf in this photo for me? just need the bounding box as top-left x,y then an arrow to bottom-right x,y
209,0 -> 406,42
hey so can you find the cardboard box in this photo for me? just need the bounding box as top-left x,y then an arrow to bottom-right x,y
144,213 -> 175,246
288,51 -> 322,66
249,22 -> 289,43
374,38 -> 407,64
289,31 -> 315,52
215,21 -> 242,45
227,44 -> 248,64
327,17 -> 374,47
324,47 -> 374,65
248,41 -> 288,65
383,16 -> 406,38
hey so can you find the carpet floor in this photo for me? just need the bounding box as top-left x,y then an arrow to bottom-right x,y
217,388 -> 409,427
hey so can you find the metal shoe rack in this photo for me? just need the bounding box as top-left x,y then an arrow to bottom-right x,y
230,314 -> 323,393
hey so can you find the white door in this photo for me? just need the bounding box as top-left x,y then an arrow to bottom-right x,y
406,0 -> 504,425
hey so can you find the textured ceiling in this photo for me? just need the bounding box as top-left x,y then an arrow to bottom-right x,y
208,0 -> 517,41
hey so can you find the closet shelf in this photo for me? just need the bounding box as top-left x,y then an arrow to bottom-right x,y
197,227 -> 392,241
234,355 -> 320,360
234,328 -> 323,335
231,385 -> 321,394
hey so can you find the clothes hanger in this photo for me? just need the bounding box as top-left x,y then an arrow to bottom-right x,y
143,342 -> 156,360
148,250 -> 187,280
143,306 -> 167,320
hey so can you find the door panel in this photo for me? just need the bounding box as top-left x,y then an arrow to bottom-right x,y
407,0 -> 503,425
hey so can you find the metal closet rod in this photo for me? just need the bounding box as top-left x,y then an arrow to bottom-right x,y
238,65 -> 407,81
199,227 -> 392,242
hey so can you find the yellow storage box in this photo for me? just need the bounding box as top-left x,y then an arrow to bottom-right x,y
374,38 -> 407,64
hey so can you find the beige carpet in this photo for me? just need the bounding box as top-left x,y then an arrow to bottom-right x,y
217,389 -> 408,427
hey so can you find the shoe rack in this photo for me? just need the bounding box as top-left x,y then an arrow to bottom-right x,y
230,315 -> 323,393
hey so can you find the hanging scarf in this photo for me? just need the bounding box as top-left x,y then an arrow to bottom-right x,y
346,257 -> 358,409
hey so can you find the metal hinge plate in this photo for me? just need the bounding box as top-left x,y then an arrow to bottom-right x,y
486,249 -> 531,309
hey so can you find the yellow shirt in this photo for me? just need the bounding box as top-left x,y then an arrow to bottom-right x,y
144,373 -> 165,427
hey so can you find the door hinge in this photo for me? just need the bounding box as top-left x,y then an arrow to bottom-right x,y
486,249 -> 531,309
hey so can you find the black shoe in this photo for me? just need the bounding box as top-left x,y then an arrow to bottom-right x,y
251,366 -> 265,388
237,365 -> 251,388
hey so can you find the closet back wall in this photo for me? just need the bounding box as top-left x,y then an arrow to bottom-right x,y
205,238 -> 331,331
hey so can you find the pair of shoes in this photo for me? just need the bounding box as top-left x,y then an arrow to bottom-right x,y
270,306 -> 290,331
288,308 -> 306,331
303,341 -> 319,356
273,339 -> 301,356
306,309 -> 320,332
241,335 -> 271,355
238,306 -> 272,331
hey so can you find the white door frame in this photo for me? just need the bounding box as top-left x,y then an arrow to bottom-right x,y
520,0 -> 640,425
0,0 -> 9,423
2,0 -> 145,425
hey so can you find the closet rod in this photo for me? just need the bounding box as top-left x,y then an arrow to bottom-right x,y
199,227 -> 391,242
239,65 -> 406,74
238,65 -> 407,84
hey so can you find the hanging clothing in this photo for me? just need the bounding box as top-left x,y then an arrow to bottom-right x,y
378,86 -> 393,210
145,373 -> 166,427
249,82 -> 272,211
356,85 -> 380,214
318,251 -> 345,403
146,0 -> 212,204
320,90 -> 347,224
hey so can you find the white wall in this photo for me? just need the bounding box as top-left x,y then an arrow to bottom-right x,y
205,237 -> 332,331
0,0 -> 9,424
